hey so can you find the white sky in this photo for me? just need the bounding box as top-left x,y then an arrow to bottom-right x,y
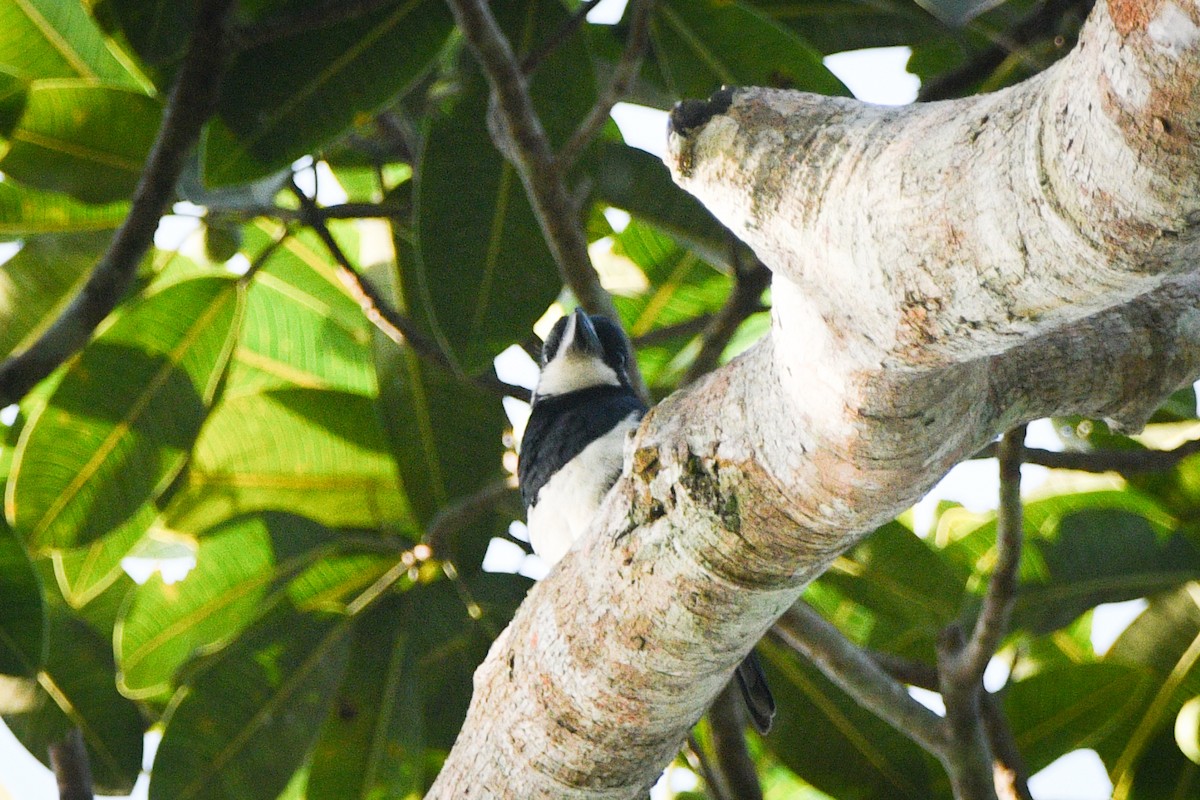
1,35 -> 1122,800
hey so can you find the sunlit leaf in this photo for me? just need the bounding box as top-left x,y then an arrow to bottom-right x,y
0,0 -> 145,86
150,606 -> 352,800
7,276 -> 242,549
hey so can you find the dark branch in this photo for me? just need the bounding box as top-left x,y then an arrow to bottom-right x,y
0,0 -> 236,407
557,0 -> 655,169
918,0 -> 1093,102
772,603 -> 947,755
49,728 -> 93,800
442,0 -> 647,401
231,0 -> 399,50
974,436 -> 1200,475
681,253 -> 771,386
288,180 -> 529,401
519,0 -> 604,74
705,684 -> 764,800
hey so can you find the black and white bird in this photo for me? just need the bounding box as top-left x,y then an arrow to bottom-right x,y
518,308 -> 775,734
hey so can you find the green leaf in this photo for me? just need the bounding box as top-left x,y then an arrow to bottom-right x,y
652,0 -> 848,100
4,606 -> 145,794
1014,509 -> 1200,634
51,500 -> 154,607
1150,385 -> 1197,423
106,0 -> 194,66
205,0 -> 453,185
410,0 -> 596,372
811,521 -> 967,661
0,517 -> 44,676
0,232 -> 111,361
0,181 -> 128,237
308,595 -> 425,800
0,0 -> 145,86
0,81 -> 162,203
150,606 -> 352,800
747,0 -> 950,54
758,636 -> 935,799
164,388 -> 410,534
591,140 -> 730,266
1005,662 -> 1152,775
7,275 -> 242,550
116,512 -> 338,701
0,69 -> 27,136
1123,719 -> 1200,800
1104,584 -> 1200,789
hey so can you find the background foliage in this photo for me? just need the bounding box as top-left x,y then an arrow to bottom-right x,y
6,0 -> 1196,798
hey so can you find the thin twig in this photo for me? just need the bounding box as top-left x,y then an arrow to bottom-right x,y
288,180 -> 529,401
557,0 -> 655,170
981,692 -> 1034,800
772,603 -> 948,755
519,0 -> 604,74
231,0 -> 400,50
0,0 -> 236,407
443,0 -> 647,401
974,437 -> 1200,474
681,254 -> 771,386
425,477 -> 517,556
208,201 -> 403,224
49,728 -> 93,800
706,684 -> 764,800
918,0 -> 1093,101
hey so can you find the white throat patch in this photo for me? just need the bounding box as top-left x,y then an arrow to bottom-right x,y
536,353 -> 619,396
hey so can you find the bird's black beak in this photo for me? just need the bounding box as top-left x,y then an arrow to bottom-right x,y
566,307 -> 602,357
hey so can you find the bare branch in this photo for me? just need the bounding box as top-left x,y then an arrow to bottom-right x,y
288,180 -> 529,400
981,692 -> 1034,800
519,0 -> 604,74
557,0 -> 655,170
442,0 -> 647,400
0,0 -> 236,407
773,603 -> 948,755
425,477 -> 517,556
974,437 -> 1200,475
704,684 -> 764,800
49,728 -> 93,800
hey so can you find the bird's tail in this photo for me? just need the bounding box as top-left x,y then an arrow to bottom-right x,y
735,650 -> 775,734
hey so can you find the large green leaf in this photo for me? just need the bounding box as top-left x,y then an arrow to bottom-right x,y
307,595 -> 425,800
1005,662 -> 1152,775
116,512 -> 338,701
0,81 -> 162,203
164,388 -> 410,534
6,275 -> 242,550
758,637 -> 936,799
0,0 -> 145,86
0,232 -> 111,361
106,0 -> 194,66
1014,509 -> 1200,634
652,0 -> 848,101
1103,584 -> 1200,793
51,500 -> 155,607
204,0 -> 453,185
0,181 -> 128,237
3,606 -> 145,795
411,0 -> 596,373
591,140 -> 730,267
150,606 -> 352,800
0,517 -> 43,676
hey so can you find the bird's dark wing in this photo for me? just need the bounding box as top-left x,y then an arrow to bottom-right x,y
518,386 -> 646,509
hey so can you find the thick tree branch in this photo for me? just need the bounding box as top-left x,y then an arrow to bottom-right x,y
429,4 -> 1200,796
288,181 -> 529,401
0,0 -> 235,407
557,0 -> 655,169
49,728 -> 93,800
443,0 -> 648,400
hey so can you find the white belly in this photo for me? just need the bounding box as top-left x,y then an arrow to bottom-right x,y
526,412 -> 639,567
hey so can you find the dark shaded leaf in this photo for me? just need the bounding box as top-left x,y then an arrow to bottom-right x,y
0,517 -> 43,676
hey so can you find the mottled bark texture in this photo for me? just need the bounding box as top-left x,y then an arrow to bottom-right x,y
427,2 -> 1200,797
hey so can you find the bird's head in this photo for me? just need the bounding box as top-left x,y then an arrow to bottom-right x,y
535,308 -> 635,398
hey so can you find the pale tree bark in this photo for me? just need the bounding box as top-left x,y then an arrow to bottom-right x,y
427,1 -> 1200,797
